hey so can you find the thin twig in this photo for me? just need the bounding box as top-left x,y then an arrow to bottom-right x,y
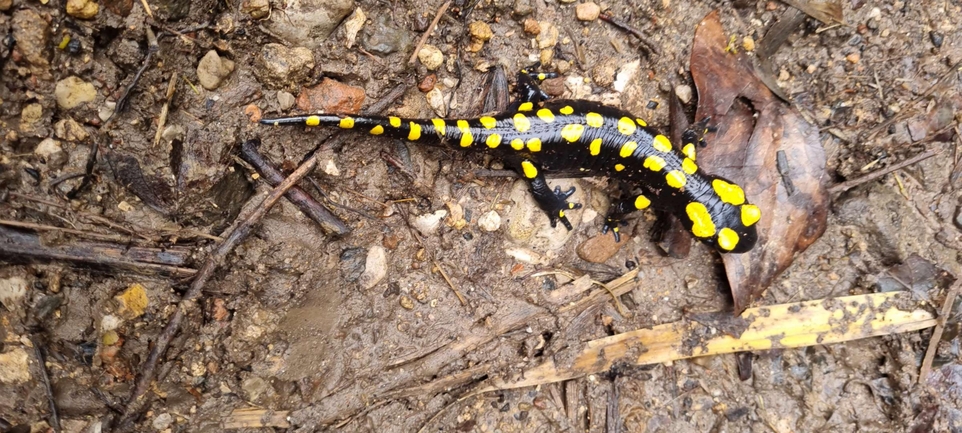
31,337 -> 61,432
112,83 -> 409,432
919,279 -> 961,384
407,1 -> 451,66
598,14 -> 662,56
827,148 -> 941,194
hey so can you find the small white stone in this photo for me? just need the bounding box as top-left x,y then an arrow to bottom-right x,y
613,59 -> 640,92
101,314 -> 123,331
0,277 -> 28,309
0,347 -> 31,384
323,159 -> 340,176
342,7 -> 366,48
674,84 -> 692,104
152,413 -> 173,430
411,210 -> 447,236
359,246 -> 388,290
417,44 -> 444,71
478,210 -> 502,232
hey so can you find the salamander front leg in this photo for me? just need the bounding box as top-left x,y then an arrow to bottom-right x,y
515,158 -> 581,230
602,193 -> 653,242
508,66 -> 559,111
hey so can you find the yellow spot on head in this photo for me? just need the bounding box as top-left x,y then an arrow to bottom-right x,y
652,134 -> 672,152
585,112 -> 603,127
511,138 -> 524,150
741,204 -> 761,226
589,138 -> 602,156
389,117 -> 401,128
518,102 -> 534,111
486,133 -> 502,148
712,179 -> 746,205
521,161 -> 538,179
537,108 -> 555,123
617,117 -> 636,135
560,124 -> 585,142
432,118 -> 446,136
526,137 -> 542,152
460,131 -> 473,147
665,170 -> 686,188
559,106 -> 574,115
480,116 -> 497,129
513,113 -> 531,132
682,158 -> 698,175
408,122 -> 422,140
339,117 -> 355,129
614,164 -> 625,172
717,228 -> 739,251
636,118 -> 648,127
370,125 -> 385,135
682,143 -> 697,160
619,141 -> 638,158
686,202 -> 716,238
305,116 -> 321,126
634,195 -> 651,210
643,155 -> 666,172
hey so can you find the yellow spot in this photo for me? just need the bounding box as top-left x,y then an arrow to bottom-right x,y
619,141 -> 638,158
511,138 -> 524,150
617,117 -> 636,135
432,118 -> 446,136
480,116 -> 497,129
585,112 -> 604,127
559,106 -> 574,115
589,138 -> 602,156
665,170 -> 687,188
686,202 -> 716,238
682,143 -> 697,160
460,131 -> 474,147
305,116 -> 321,126
389,117 -> 401,128
370,125 -> 385,135
518,102 -> 534,111
636,118 -> 648,127
537,108 -> 555,123
643,155 -> 666,171
513,113 -> 531,132
634,195 -> 651,209
408,122 -> 422,140
526,138 -> 542,152
561,124 -> 584,142
521,161 -> 538,179
486,133 -> 502,148
717,228 -> 739,251
741,204 -> 761,226
652,134 -> 672,152
558,210 -> 565,218
339,117 -> 355,129
712,179 -> 746,205
457,119 -> 470,134
614,164 -> 625,172
682,158 -> 698,174
537,73 -> 547,80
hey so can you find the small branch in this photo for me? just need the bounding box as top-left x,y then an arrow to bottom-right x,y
828,148 -> 941,194
31,337 -> 61,432
919,279 -> 961,384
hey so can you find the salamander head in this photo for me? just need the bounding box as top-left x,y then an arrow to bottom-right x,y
682,179 -> 761,254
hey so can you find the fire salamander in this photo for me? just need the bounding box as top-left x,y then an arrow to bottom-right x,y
261,70 -> 760,253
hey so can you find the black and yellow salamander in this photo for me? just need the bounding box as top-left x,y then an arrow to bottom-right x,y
261,70 -> 761,253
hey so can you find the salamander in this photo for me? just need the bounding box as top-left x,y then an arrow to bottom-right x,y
261,70 -> 760,253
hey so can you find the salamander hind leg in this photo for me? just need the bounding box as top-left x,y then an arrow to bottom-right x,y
513,158 -> 582,230
602,192 -> 654,242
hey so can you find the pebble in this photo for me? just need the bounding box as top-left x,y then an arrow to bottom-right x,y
196,50 -> 235,90
323,159 -> 340,176
425,87 -> 447,117
399,295 -> 415,310
513,0 -> 533,16
537,22 -> 559,49
34,138 -> 67,170
277,91 -> 296,111
55,76 -> 98,109
265,0 -> 354,49
65,0 -> 99,19
241,376 -> 271,402
845,52 -> 860,63
478,210 -> 502,232
0,0 -> 11,11
256,44 -> 315,90
359,246 -> 388,290
742,36 -> 755,52
12,10 -> 52,76
0,348 -> 31,384
418,74 -> 437,93
296,78 -> 365,114
613,59 -> 640,92
152,413 -> 173,430
342,7 -> 366,48
674,84 -> 693,104
468,21 -> 493,52
101,314 -> 122,331
240,0 -> 270,19
115,283 -> 148,319
523,18 -> 540,35
559,0 -> 576,3
576,233 -> 627,263
19,103 -> 45,136
411,209 -> 448,236
54,118 -> 89,142
363,15 -> 413,55
0,276 -> 27,309
575,2 -> 601,21
418,44 -> 444,70
244,104 -> 262,122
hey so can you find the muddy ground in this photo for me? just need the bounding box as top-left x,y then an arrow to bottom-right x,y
1,0 -> 962,431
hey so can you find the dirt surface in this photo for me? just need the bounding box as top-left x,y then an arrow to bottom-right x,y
1,0 -> 961,432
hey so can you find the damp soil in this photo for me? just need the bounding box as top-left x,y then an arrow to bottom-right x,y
1,0 -> 961,432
